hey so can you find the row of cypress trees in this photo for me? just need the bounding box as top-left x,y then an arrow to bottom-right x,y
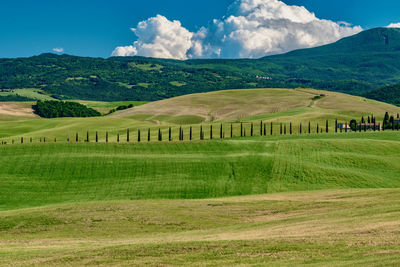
3,118 -> 400,145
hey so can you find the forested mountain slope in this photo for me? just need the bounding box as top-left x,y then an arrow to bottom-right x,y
1,28 -> 399,101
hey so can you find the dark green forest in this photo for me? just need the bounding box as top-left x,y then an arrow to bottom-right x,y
364,83 -> 400,106
1,28 -> 400,102
33,101 -> 101,118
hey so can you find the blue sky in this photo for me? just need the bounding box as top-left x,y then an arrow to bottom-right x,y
1,0 -> 400,58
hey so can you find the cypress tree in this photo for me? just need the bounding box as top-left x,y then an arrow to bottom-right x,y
270,122 -> 273,135
335,119 -> 338,133
231,124 -> 233,138
326,120 -> 329,133
251,123 -> 254,137
86,131 -> 89,142
383,112 -> 389,129
54,138 -> 57,143
158,128 -> 162,141
284,124 -> 287,135
21,137 -> 23,144
127,129 -> 130,142
374,121 -> 376,131
169,127 -> 172,141
179,126 -> 182,141
76,133 -> 79,142
264,123 -> 266,136
280,123 -> 283,135
44,137 -> 46,143
300,123 -> 302,134
30,137 -> 33,143
210,125 -> 213,140
260,121 -> 263,136
12,139 -> 14,144
308,122 -> 311,134
106,132 -> 109,143
240,122 -> 243,137
290,122 -> 292,135
220,124 -> 223,139
148,128 -> 151,142
389,116 -> 394,131
317,124 -> 319,134
200,125 -> 204,140
117,133 -> 120,143
96,131 -> 98,143
181,127 -> 184,141
138,129 -> 141,142
190,126 -> 193,141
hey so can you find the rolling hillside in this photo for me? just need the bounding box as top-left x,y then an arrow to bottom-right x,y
112,88 -> 400,123
0,89 -> 399,143
1,28 -> 400,101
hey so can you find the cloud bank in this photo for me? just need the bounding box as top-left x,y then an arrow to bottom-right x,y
112,0 -> 362,59
53,47 -> 64,53
387,22 -> 400,28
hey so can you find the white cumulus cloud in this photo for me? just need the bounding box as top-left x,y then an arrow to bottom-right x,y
112,0 -> 363,59
53,47 -> 64,53
112,15 -> 193,59
387,22 -> 400,28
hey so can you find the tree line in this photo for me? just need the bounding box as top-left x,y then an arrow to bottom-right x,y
2,115 -> 400,145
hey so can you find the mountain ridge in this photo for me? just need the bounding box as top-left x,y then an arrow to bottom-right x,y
0,27 -> 399,102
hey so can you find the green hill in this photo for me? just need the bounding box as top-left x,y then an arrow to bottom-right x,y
1,28 -> 400,101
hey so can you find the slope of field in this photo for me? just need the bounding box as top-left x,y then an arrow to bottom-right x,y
1,189 -> 399,266
0,102 -> 37,121
112,88 -> 400,123
1,132 -> 399,211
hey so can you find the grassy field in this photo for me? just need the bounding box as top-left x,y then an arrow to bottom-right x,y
0,189 -> 399,266
0,130 -> 399,265
1,131 -> 399,211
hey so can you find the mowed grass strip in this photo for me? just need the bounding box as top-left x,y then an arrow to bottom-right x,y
0,189 -> 399,266
0,132 -> 399,211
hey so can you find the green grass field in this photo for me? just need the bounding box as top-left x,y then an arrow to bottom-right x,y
1,132 -> 399,211
0,88 -> 56,101
0,130 -> 399,266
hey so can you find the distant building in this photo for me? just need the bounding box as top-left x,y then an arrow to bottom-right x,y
337,123 -> 351,130
357,123 -> 381,131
